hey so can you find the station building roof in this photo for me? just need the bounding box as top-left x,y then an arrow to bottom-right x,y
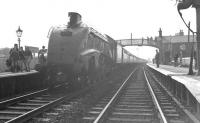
156,35 -> 197,43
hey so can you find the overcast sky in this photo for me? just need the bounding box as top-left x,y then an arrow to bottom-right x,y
0,0 -> 196,59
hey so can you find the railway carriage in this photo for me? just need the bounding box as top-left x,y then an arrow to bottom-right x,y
41,12 -> 116,87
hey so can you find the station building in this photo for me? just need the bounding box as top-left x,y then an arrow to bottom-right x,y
156,30 -> 197,65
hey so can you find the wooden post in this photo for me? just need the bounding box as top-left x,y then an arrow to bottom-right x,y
196,7 -> 200,75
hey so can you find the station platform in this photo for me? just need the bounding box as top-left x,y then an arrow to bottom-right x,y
0,70 -> 37,78
147,63 -> 200,81
147,63 -> 200,107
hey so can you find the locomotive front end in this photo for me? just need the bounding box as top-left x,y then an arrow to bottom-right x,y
46,12 -> 89,85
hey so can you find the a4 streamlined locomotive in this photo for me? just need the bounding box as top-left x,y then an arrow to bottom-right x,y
39,12 -> 117,88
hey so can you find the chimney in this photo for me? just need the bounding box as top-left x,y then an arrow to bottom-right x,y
68,12 -> 82,28
179,30 -> 184,36
159,28 -> 162,37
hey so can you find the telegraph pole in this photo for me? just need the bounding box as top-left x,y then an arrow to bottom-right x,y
196,7 -> 200,75
188,22 -> 194,75
159,28 -> 163,64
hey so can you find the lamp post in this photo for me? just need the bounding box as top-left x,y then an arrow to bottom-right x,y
159,28 -> 163,64
16,26 -> 23,49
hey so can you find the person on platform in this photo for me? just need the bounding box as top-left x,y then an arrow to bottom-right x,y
9,44 -> 19,72
38,46 -> 47,65
194,50 -> 197,70
179,51 -> 183,66
155,50 -> 160,68
18,47 -> 25,71
174,53 -> 179,67
24,46 -> 33,71
152,58 -> 155,64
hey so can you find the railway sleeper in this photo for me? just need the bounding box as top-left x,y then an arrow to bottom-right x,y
107,117 -> 158,123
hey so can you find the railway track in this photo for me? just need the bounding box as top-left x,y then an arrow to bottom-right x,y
82,67 -> 200,123
0,83 -> 89,123
145,68 -> 200,123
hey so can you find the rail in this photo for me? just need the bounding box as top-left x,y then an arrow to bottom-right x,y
6,87 -> 89,123
93,68 -> 137,123
143,68 -> 168,123
0,83 -> 66,109
0,83 -> 68,123
0,88 -> 48,109
145,67 -> 200,123
0,83 -> 67,109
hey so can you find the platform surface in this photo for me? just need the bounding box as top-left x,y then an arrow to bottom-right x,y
0,70 -> 38,78
147,63 -> 200,103
147,63 -> 200,81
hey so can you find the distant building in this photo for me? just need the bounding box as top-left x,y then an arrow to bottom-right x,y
0,48 -> 10,57
0,54 -> 6,58
25,46 -> 39,57
25,46 -> 39,53
156,30 -> 196,64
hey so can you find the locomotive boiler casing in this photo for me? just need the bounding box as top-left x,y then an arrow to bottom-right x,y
46,20 -> 114,85
47,24 -> 90,82
48,26 -> 88,65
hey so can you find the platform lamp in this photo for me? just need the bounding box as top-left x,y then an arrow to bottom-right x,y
16,26 -> 23,49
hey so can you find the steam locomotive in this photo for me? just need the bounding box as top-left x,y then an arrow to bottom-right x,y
39,12 -> 117,87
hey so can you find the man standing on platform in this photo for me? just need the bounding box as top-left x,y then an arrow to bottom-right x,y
24,46 -> 33,71
38,46 -> 47,65
9,44 -> 19,72
174,53 -> 179,67
18,47 -> 25,72
155,50 -> 160,68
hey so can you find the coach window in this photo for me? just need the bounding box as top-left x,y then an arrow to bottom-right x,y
88,35 -> 92,48
92,37 -> 96,48
95,40 -> 98,49
97,38 -> 101,49
100,42 -> 103,50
